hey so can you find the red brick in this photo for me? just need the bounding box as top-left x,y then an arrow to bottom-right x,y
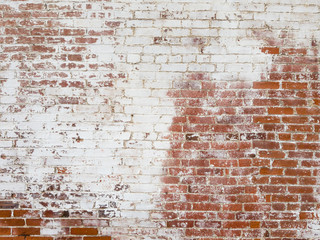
272,195 -> 298,202
244,204 -> 271,211
32,45 -> 55,53
0,219 -> 25,226
253,116 -> 280,123
253,141 -> 279,149
185,194 -> 209,202
253,99 -> 280,106
272,160 -> 297,167
43,210 -> 69,218
263,124 -> 285,132
26,219 -> 43,227
12,228 -> 40,236
68,54 -> 82,61
261,47 -> 280,54
259,151 -> 285,158
75,38 -> 98,44
185,229 -> 213,237
71,228 -> 98,235
288,151 -> 313,158
288,186 -> 313,194
14,210 -> 40,218
60,219 -> 83,227
292,134 -> 305,141
281,48 -> 307,55
0,228 -> 10,235
223,221 -> 249,228
188,116 -> 214,124
282,116 -> 308,123
193,203 -> 220,211
300,212 -> 315,219
299,177 -> 317,185
285,169 -> 311,176
0,238 -> 24,240
268,107 -> 293,115
26,238 -> 54,240
165,202 -> 192,211
181,90 -> 207,98
259,186 -> 286,194
19,3 -> 44,10
184,212 -> 206,220
222,204 -> 242,211
297,142 -> 319,150
0,210 -> 11,217
260,168 -> 283,175
297,107 -> 320,115
249,221 -> 260,229
282,99 -> 307,106
253,82 -> 279,89
270,177 -> 297,185
282,82 -> 308,89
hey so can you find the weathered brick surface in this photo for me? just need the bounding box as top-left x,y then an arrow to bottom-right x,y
0,0 -> 319,239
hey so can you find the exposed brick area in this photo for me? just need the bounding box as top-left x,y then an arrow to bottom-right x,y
0,0 -> 319,239
164,41 -> 320,239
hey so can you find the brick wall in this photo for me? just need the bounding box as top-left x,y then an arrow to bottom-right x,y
0,0 -> 319,239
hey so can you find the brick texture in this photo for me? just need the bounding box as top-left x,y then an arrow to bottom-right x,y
0,0 -> 319,239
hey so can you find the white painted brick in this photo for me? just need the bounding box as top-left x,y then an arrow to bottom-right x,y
123,193 -> 152,202
226,63 -> 253,72
163,28 -> 190,37
182,20 -> 210,28
153,141 -> 171,149
171,46 -> 199,54
168,55 -> 182,62
254,12 -> 280,21
188,63 -> 215,72
121,211 -> 149,219
125,89 -> 151,97
157,3 -> 183,11
0,183 -> 25,191
144,45 -> 171,54
135,28 -> 162,36
154,20 -> 182,28
129,3 -> 156,11
191,29 -> 218,36
126,140 -> 152,149
184,3 -> 211,11
135,63 -> 161,71
130,184 -> 158,193
266,4 -> 292,12
211,55 -> 237,63
155,55 -> 168,63
127,54 -> 140,63
74,19 -> 102,28
239,20 -> 265,28
125,123 -> 154,132
116,28 -> 134,37
0,141 -> 12,147
161,63 -> 187,72
135,11 -> 160,19
133,115 -> 160,123
238,3 -> 265,12
212,21 -> 239,28
202,46 -> 227,54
